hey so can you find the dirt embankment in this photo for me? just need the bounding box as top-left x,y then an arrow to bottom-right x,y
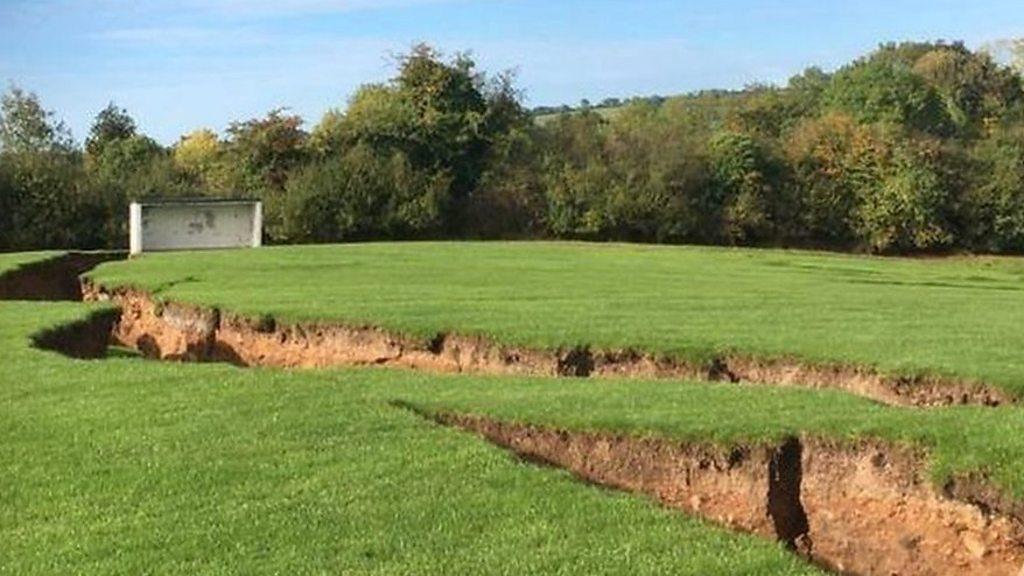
82,283 -> 1011,408
0,253 -> 123,301
413,408 -> 1024,576
15,259 -> 1024,573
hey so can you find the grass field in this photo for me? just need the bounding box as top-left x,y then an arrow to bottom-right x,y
1,304 -> 822,574
0,251 -> 61,272
91,242 -> 1024,396
7,243 -> 1024,573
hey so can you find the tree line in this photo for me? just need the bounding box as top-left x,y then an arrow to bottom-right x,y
3,41 -> 1024,254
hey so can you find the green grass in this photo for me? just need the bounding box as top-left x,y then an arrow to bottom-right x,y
0,301 -> 822,575
396,379 -> 1024,499
10,242 -> 1024,573
0,250 -> 62,274
91,241 -> 1024,395
533,106 -> 624,125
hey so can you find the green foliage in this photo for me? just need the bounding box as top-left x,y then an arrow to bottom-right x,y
223,109 -> 308,195
707,131 -> 781,243
540,106 -> 713,243
85,102 -> 137,157
1,150 -> 90,248
0,85 -> 73,154
275,145 -> 449,242
329,44 -> 528,234
0,160 -> 13,246
89,134 -> 163,180
2,41 -> 1024,254
306,108 -> 346,157
467,125 -> 547,237
855,137 -> 955,252
173,128 -> 223,189
965,124 -> 1024,251
785,113 -> 878,246
824,56 -> 954,136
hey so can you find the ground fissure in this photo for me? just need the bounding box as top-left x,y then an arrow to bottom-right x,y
9,253 -> 1024,574
78,281 -> 1011,408
2,253 -> 1005,408
410,408 -> 1024,576
0,252 -> 122,301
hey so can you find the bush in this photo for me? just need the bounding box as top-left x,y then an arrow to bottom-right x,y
824,58 -> 954,136
784,114 -> 874,246
1,150 -> 91,249
275,145 -> 449,243
707,131 -> 787,244
964,125 -> 1024,251
856,138 -> 954,252
466,127 -> 547,238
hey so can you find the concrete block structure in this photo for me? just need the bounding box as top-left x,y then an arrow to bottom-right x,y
129,199 -> 262,256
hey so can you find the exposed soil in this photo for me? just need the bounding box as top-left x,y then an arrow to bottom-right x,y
0,253 -> 123,301
413,408 -> 1024,576
10,254 -> 1024,574
81,283 -> 1012,408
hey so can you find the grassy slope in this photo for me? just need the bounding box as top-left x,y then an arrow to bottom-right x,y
0,302 -> 821,575
91,242 -> 1024,395
8,303 -> 1024,573
397,379 -> 1024,499
12,245 -> 1024,572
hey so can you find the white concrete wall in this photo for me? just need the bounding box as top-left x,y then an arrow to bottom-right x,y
130,201 -> 262,255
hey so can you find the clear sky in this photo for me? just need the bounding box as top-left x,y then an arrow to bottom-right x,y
1,0 -> 1022,144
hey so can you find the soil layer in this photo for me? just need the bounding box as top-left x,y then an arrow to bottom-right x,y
419,409 -> 1024,576
8,254 -> 1024,574
83,283 -> 1012,408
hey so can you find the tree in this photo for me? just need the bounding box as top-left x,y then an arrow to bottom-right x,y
0,85 -> 73,154
276,144 -> 449,243
0,85 -> 83,249
222,109 -> 307,194
307,109 -> 347,157
707,131 -> 784,243
910,44 -> 1022,134
328,44 -> 526,233
856,137 -> 954,252
785,113 -> 879,246
965,123 -> 1024,251
174,129 -> 223,190
824,57 -> 953,136
85,102 -> 137,157
0,159 -> 15,246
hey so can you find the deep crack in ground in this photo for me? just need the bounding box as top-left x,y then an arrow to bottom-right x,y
6,252 -> 1024,575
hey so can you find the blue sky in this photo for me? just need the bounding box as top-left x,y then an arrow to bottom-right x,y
1,0 -> 1022,144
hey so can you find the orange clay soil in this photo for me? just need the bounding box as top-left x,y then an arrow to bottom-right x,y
411,408 -> 1024,576
82,281 -> 1012,408
9,256 -> 1023,574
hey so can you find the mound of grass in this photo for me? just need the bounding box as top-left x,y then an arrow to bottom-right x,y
0,302 -> 821,575
11,243 -> 1024,573
91,241 -> 1024,395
